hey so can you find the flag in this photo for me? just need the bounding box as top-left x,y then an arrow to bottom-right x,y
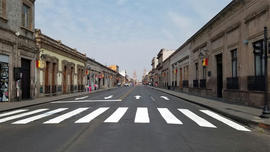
202,58 -> 208,66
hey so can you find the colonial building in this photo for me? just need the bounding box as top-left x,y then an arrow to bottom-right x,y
153,0 -> 270,107
35,30 -> 86,97
0,0 -> 37,102
156,49 -> 174,87
85,58 -> 118,92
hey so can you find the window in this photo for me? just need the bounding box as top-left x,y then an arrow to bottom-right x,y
253,40 -> 264,76
195,63 -> 198,80
231,49 -> 237,78
22,4 -> 31,29
0,0 -> 6,18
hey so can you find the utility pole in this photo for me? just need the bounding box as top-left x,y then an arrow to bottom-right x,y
261,27 -> 270,118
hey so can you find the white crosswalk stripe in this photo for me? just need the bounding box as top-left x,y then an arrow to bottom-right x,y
75,107 -> 109,123
178,109 -> 216,128
104,107 -> 128,123
44,108 -> 89,124
200,110 -> 250,131
134,107 -> 150,123
0,107 -> 252,132
0,109 -> 28,118
158,108 -> 182,124
12,108 -> 68,124
0,109 -> 48,123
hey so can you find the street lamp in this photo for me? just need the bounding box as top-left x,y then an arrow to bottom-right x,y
261,27 -> 270,118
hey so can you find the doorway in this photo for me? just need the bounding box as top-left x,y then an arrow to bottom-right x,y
21,58 -> 31,99
216,54 -> 223,98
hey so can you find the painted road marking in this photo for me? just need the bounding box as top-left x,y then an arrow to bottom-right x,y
0,109 -> 48,123
179,109 -> 216,128
158,108 -> 182,124
200,110 -> 250,131
75,96 -> 88,100
13,108 -> 68,124
75,107 -> 109,123
104,95 -> 113,100
150,96 -> 156,101
104,107 -> 128,123
134,95 -> 141,100
160,96 -> 170,101
44,108 -> 89,124
134,107 -> 150,123
0,109 -> 28,118
51,99 -> 122,103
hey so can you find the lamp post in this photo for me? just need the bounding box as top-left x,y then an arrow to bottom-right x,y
261,27 -> 270,118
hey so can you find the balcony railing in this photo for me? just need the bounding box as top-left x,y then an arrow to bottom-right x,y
45,85 -> 50,94
193,80 -> 199,88
200,79 -> 206,89
248,76 -> 265,91
227,77 -> 239,90
183,80 -> 189,88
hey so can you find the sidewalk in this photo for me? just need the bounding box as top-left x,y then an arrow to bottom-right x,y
0,88 -> 115,113
150,86 -> 270,130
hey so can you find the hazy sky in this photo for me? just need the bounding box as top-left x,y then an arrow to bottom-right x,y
35,0 -> 231,80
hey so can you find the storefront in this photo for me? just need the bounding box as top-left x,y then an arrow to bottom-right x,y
0,55 -> 9,102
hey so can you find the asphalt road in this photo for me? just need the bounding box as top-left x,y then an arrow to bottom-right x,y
0,86 -> 270,152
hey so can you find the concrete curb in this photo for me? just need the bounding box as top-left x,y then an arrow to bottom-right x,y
0,87 -> 116,113
149,86 -> 270,131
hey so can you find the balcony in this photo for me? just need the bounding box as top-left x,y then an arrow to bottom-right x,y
247,76 -> 265,91
227,77 -> 239,90
200,79 -> 206,89
193,80 -> 199,88
183,80 -> 189,88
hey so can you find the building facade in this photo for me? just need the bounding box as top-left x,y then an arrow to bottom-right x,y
0,0 -> 37,102
35,30 -> 86,97
86,58 -> 118,92
152,0 -> 270,108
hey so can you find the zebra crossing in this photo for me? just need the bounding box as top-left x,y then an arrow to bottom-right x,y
0,107 -> 251,132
